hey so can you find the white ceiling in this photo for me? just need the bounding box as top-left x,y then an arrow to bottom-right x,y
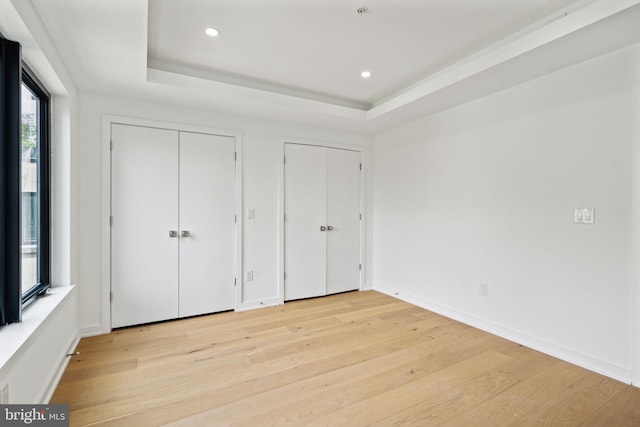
148,0 -> 582,109
29,0 -> 640,133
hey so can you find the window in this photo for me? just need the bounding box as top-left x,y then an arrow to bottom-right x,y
20,69 -> 51,305
1,35 -> 51,326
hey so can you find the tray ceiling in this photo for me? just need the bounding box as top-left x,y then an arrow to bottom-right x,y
27,0 -> 640,132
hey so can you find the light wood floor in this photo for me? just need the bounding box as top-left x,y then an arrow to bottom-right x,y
52,290 -> 640,426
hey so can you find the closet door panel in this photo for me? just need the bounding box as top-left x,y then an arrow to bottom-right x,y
111,124 -> 179,328
326,148 -> 361,295
179,132 -> 236,317
284,144 -> 327,300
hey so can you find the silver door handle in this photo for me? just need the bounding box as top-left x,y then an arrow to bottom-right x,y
327,225 -> 334,231
169,230 -> 178,238
181,230 -> 190,238
320,226 -> 327,231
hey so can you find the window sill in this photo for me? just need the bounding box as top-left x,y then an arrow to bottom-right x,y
0,285 -> 75,373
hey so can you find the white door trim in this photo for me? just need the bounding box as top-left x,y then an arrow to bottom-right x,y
101,115 -> 243,334
278,138 -> 365,305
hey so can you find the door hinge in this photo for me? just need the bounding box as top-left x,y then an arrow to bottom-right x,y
284,157 -> 286,165
234,152 -> 237,161
359,263 -> 362,271
235,214 -> 237,223
284,272 -> 286,281
359,163 -> 362,170
110,140 -> 113,151
359,213 -> 362,220
234,278 -> 237,286
110,216 -> 113,226
110,291 -> 113,302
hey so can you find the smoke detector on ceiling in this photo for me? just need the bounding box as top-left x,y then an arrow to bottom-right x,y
356,6 -> 368,16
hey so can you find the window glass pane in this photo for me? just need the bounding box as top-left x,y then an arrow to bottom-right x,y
21,83 -> 39,295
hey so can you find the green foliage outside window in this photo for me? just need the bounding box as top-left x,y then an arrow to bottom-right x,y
22,112 -> 37,151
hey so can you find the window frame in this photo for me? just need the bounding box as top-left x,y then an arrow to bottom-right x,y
0,34 -> 51,327
0,35 -> 22,325
20,64 -> 51,308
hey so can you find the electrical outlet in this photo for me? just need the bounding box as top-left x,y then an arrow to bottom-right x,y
1,384 -> 9,404
479,283 -> 488,297
246,270 -> 254,281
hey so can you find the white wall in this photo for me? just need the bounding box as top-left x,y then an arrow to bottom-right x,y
0,0 -> 79,403
632,46 -> 640,387
76,92 -> 373,335
373,43 -> 640,383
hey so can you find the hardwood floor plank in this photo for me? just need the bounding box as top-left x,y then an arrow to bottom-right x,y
508,374 -> 625,427
50,290 -> 640,426
229,349 -> 473,427
164,348 -> 424,426
374,345 -> 556,426
581,385 -> 640,426
301,350 -> 513,427
437,361 -> 607,426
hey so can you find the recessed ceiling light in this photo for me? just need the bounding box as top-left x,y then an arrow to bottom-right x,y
205,27 -> 220,37
361,71 -> 372,78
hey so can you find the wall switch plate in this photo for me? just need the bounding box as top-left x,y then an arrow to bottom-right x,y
1,384 -> 8,404
247,208 -> 255,220
246,270 -> 254,281
574,209 -> 583,223
574,208 -> 595,224
479,283 -> 488,297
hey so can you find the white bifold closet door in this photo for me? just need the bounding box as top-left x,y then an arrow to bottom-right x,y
326,148 -> 361,295
111,125 -> 179,327
179,131 -> 236,318
111,124 -> 235,328
284,143 -> 361,301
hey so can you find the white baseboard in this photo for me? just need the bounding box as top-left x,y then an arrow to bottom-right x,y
80,324 -> 105,338
374,283 -> 632,385
236,297 -> 281,312
360,282 -> 374,291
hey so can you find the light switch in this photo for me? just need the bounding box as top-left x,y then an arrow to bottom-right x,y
582,208 -> 594,224
574,209 -> 583,223
246,270 -> 254,281
574,208 -> 595,224
247,208 -> 255,220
